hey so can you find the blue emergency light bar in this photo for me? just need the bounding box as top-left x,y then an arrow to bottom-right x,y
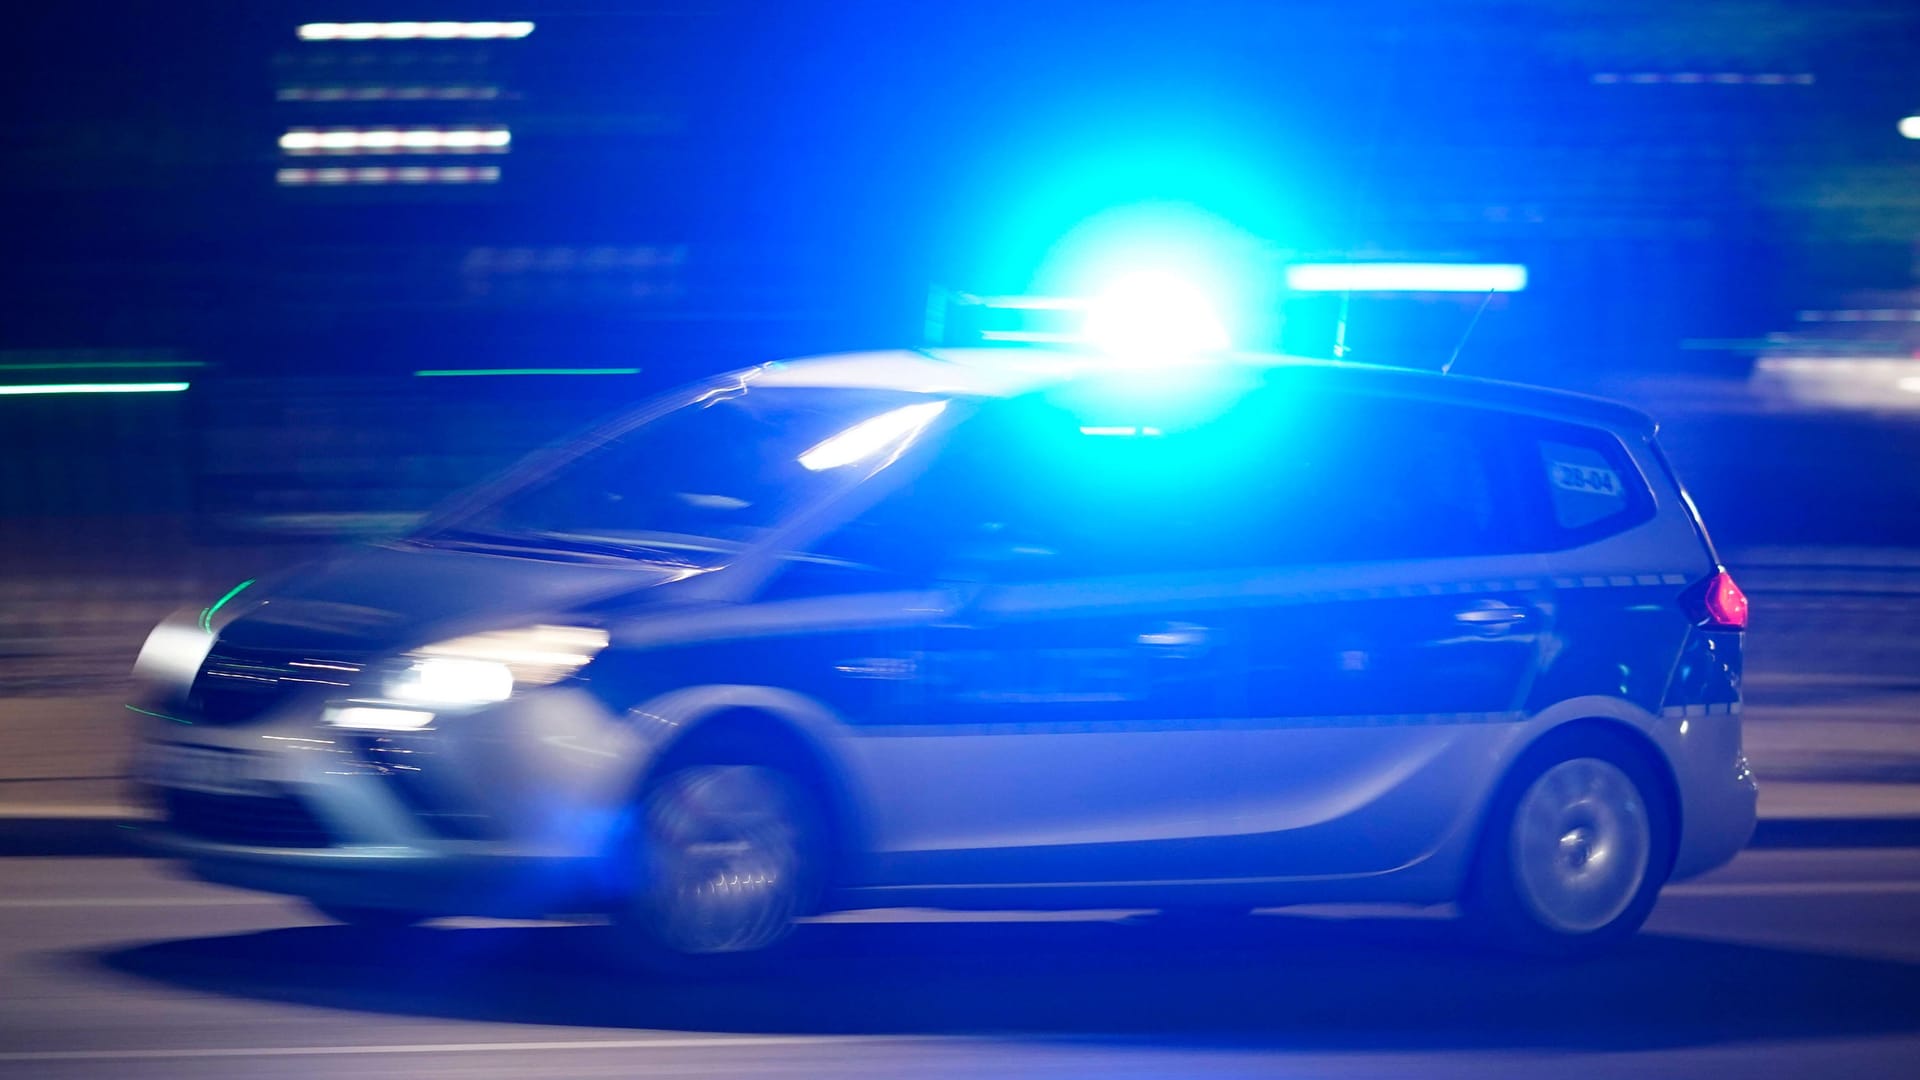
931,274 -> 1232,357
1284,263 -> 1528,294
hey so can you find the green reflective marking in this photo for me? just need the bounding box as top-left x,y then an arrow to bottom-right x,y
200,578 -> 256,634
125,704 -> 191,725
412,368 -> 641,377
0,360 -> 206,372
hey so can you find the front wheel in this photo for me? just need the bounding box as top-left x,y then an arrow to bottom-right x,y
618,759 -> 824,973
1464,729 -> 1673,957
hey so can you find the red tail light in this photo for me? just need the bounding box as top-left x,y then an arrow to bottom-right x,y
1703,570 -> 1749,630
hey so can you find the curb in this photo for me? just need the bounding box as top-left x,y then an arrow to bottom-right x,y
2,815 -> 1919,859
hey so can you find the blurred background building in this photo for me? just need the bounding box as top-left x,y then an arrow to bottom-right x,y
3,0 -> 1919,543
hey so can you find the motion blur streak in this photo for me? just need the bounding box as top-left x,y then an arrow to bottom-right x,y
276,167 -> 501,186
296,22 -> 535,41
1284,263 -> 1530,293
277,87 -> 504,102
0,382 -> 188,395
279,129 -> 512,154
412,367 -> 642,377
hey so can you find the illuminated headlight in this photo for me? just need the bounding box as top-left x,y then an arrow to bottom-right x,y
387,657 -> 517,705
366,625 -> 610,717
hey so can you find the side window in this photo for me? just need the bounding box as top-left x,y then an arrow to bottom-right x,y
1233,396 -> 1524,566
1523,424 -> 1654,546
801,403 -> 1083,584
1540,440 -> 1630,529
801,398 -> 1225,585
790,391 -> 1666,587
803,391 -> 1529,582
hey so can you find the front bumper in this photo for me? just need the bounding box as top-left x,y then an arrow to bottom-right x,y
130,685 -> 656,917
146,828 -> 605,918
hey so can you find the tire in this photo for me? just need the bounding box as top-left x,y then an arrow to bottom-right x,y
1463,727 -> 1673,958
615,750 -> 827,976
309,902 -> 429,929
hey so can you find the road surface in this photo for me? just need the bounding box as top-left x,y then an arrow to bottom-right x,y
2,848 -> 1919,1078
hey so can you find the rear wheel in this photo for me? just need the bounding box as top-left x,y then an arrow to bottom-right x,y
1465,729 -> 1672,957
617,756 -> 825,973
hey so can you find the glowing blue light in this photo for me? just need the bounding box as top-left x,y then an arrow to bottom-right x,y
798,401 -> 949,471
1081,272 -> 1231,357
1285,263 -> 1528,293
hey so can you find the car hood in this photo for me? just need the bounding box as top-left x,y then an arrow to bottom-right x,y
213,542 -> 704,656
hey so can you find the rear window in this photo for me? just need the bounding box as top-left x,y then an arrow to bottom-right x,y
1515,421 -> 1655,548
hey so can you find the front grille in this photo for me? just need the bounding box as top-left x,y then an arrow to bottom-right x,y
189,648 -> 364,726
162,789 -> 335,848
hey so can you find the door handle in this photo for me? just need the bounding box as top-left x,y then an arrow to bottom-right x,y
1454,601 -> 1530,632
834,657 -> 918,680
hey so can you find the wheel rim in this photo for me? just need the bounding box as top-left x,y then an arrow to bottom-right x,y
1509,757 -> 1651,934
637,765 -> 805,955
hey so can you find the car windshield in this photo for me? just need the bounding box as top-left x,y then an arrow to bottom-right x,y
425,385 -> 949,562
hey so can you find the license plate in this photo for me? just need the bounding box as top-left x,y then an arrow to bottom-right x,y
144,744 -> 278,797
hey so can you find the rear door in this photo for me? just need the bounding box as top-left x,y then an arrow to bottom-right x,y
1210,393 -> 1560,878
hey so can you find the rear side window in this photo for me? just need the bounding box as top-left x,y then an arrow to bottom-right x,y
1235,395 -> 1518,565
1541,440 -> 1629,529
1515,421 -> 1655,548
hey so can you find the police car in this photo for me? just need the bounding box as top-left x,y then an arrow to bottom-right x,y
130,340 -> 1756,963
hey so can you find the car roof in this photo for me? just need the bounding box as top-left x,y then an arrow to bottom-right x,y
754,348 -> 1657,438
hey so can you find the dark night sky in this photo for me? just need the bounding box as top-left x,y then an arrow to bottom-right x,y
3,1 -> 1918,373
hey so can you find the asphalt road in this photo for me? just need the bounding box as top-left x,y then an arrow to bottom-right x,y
2,850 -> 1919,1078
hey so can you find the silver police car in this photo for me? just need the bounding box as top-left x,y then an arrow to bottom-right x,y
131,348 -> 1756,963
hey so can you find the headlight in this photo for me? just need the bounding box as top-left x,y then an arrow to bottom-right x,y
329,625 -> 610,729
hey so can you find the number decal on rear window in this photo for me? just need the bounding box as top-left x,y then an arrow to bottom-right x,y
1537,438 -> 1640,533
1549,461 -> 1621,496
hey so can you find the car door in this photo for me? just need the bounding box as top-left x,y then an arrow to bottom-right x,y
1212,394 -> 1557,878
794,398 -> 1256,888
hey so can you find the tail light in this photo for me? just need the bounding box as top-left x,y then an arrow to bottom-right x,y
1701,570 -> 1749,630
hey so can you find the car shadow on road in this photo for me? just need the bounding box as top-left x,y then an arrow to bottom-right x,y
97,912 -> 1920,1051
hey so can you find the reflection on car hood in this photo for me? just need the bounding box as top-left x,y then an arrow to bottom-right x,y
216,543 -> 698,655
